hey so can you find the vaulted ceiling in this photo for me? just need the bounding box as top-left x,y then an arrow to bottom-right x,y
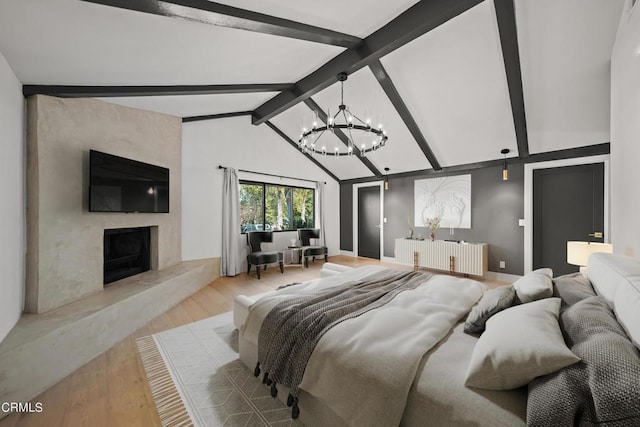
0,0 -> 625,181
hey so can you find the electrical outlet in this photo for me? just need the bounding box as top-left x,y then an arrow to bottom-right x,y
518,219 -> 525,227
499,261 -> 506,269
383,217 -> 387,223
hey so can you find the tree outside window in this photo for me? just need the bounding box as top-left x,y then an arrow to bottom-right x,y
293,187 -> 314,229
239,183 -> 263,233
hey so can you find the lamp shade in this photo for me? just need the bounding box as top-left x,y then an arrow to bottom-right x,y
567,241 -> 613,267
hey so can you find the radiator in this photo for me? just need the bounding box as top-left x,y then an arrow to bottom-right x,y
395,238 -> 488,277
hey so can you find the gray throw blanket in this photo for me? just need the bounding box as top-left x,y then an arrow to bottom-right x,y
254,269 -> 430,418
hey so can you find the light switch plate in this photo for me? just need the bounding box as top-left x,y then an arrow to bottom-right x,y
518,219 -> 525,227
499,261 -> 506,269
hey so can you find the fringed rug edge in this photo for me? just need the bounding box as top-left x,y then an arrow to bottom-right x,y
136,335 -> 195,427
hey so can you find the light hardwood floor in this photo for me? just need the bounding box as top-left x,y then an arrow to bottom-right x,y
0,256 -> 505,427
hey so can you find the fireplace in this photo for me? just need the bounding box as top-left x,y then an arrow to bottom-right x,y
103,227 -> 151,285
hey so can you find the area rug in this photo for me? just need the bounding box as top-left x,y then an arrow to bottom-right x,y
136,312 -> 303,427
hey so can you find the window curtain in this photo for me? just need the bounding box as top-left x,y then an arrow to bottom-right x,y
221,167 -> 241,276
315,181 -> 326,246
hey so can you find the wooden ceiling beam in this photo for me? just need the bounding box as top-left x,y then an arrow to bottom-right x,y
341,143 -> 611,185
494,0 -> 529,158
80,0 -> 361,48
264,121 -> 340,182
303,98 -> 381,177
182,111 -> 252,123
369,60 -> 442,170
22,83 -> 293,98
252,0 -> 483,125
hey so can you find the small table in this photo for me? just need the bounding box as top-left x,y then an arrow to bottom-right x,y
283,246 -> 305,268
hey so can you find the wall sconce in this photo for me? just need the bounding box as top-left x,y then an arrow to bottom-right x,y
501,148 -> 510,181
384,167 -> 390,190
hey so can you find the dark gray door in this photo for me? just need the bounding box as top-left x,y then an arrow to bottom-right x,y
533,163 -> 604,275
358,186 -> 380,259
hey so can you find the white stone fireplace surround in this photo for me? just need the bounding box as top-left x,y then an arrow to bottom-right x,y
25,95 -> 182,313
0,96 -> 219,418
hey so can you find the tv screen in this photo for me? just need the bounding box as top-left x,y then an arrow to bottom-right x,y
89,150 -> 169,213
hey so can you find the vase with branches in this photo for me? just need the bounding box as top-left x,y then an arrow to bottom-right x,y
424,217 -> 441,241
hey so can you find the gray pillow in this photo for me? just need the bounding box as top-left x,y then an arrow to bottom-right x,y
552,272 -> 596,308
527,296 -> 640,426
464,285 -> 516,335
513,268 -> 553,303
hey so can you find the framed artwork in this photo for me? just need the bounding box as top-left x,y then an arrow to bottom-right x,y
414,174 -> 471,228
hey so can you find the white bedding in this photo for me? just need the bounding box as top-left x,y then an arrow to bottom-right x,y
240,266 -> 484,426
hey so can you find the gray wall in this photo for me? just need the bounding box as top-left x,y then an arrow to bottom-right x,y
340,184 -> 353,251
341,164 -> 525,275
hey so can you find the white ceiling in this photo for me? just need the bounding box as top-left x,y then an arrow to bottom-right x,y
0,0 -> 341,85
0,0 -> 627,180
381,0 -> 517,167
212,0 -> 421,39
311,66 -> 432,174
516,0 -> 626,154
98,92 -> 277,118
269,102 -> 374,180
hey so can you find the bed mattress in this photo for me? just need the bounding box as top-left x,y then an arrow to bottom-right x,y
237,266 -> 527,426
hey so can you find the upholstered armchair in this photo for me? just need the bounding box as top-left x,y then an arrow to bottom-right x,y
246,231 -> 283,279
297,228 -> 328,268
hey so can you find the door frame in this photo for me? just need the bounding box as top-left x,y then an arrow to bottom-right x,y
524,154 -> 610,274
353,181 -> 384,260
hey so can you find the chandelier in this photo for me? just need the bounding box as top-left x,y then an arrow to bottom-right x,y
298,72 -> 388,157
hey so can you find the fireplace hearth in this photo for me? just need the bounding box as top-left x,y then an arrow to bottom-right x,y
103,227 -> 151,285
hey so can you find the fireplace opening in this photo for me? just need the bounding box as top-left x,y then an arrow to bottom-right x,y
103,227 -> 151,285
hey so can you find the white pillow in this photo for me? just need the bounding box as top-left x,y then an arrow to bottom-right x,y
464,298 -> 580,390
513,268 -> 553,303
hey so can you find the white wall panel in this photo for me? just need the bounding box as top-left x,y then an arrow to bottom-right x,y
182,116 -> 340,263
611,0 -> 640,258
0,51 -> 24,342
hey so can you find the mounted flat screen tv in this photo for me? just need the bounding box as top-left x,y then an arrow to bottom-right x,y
89,150 -> 169,213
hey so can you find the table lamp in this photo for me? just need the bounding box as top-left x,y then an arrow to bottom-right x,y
567,241 -> 613,277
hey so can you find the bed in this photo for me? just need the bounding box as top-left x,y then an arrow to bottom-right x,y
234,254 -> 640,426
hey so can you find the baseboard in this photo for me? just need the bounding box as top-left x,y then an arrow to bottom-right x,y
381,256 -> 397,264
339,250 -> 355,257
484,271 -> 522,283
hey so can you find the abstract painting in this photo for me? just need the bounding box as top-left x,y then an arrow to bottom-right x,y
414,175 -> 471,228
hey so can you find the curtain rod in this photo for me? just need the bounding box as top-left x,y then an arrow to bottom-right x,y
218,165 -> 326,184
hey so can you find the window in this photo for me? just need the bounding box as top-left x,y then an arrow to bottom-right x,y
239,181 -> 314,233
239,183 -> 263,233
